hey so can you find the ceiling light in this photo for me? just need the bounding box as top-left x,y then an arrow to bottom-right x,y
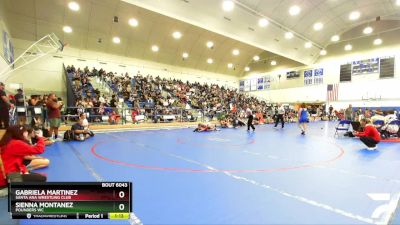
112,37 -> 120,44
331,35 -> 340,42
258,18 -> 269,27
222,0 -> 235,11
151,45 -> 159,52
68,1 -> 80,11
289,5 -> 301,16
313,22 -> 323,31
207,58 -> 213,64
304,42 -> 312,48
206,41 -> 214,49
128,18 -> 138,27
172,31 -> 182,39
285,32 -> 294,39
253,55 -> 260,61
232,49 -> 240,56
182,52 -> 189,58
344,44 -> 352,51
373,38 -> 382,45
349,11 -> 360,20
63,26 -> 72,33
363,26 -> 373,34
271,60 -> 277,66
244,67 -> 250,72
227,63 -> 233,68
397,0 -> 400,6
320,49 -> 327,55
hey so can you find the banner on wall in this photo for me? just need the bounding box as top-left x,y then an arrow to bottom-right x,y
240,75 -> 271,92
257,77 -> 264,90
314,68 -> 324,85
304,70 -> 313,86
264,76 -> 271,90
244,80 -> 250,91
239,80 -> 245,92
2,31 -> 14,65
250,78 -> 257,91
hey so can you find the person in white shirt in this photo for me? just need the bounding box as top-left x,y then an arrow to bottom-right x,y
80,113 -> 89,130
246,107 -> 255,131
384,111 -> 397,124
99,95 -> 105,104
274,103 -> 285,128
370,111 -> 385,124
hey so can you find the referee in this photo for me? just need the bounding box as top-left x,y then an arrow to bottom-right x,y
246,107 -> 255,131
274,103 -> 285,128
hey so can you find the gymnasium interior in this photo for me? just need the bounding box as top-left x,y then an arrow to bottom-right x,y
0,0 -> 400,225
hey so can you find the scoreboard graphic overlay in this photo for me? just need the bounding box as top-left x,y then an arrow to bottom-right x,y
8,182 -> 132,220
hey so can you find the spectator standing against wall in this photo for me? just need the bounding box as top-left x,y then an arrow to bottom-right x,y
46,93 -> 63,141
345,104 -> 353,121
0,82 -> 14,129
14,89 -> 26,125
328,105 -> 334,121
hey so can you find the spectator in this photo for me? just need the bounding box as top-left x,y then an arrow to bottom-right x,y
71,118 -> 93,141
371,111 -> 385,124
345,104 -> 353,121
0,82 -> 14,129
384,110 -> 397,124
328,105 -> 334,121
14,89 -> 26,125
353,118 -> 381,150
24,127 -> 51,170
46,93 -> 63,140
0,125 -> 47,182
274,103 -> 285,128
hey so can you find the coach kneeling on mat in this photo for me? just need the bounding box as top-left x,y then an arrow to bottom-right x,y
71,119 -> 94,141
353,118 -> 381,150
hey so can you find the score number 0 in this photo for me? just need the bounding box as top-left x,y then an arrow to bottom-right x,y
118,191 -> 126,211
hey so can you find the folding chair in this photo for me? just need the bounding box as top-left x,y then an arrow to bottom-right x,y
334,120 -> 351,137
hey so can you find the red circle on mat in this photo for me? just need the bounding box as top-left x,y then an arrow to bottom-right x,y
176,137 -> 256,147
90,141 -> 345,173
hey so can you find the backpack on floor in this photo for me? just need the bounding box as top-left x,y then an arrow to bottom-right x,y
63,130 -> 74,141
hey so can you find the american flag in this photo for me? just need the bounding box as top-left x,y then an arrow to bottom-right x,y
327,84 -> 339,102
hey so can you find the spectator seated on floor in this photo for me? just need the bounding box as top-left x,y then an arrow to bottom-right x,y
334,110 -> 344,121
371,111 -> 385,125
108,110 -> 121,124
220,118 -> 233,128
380,112 -> 399,139
28,126 -> 53,146
131,108 -> 139,124
384,110 -> 397,124
255,112 -> 265,125
71,119 -> 94,141
24,127 -> 51,170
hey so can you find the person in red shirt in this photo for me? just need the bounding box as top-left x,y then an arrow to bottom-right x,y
0,125 -> 47,184
353,118 -> 381,150
0,158 -> 6,188
131,108 -> 138,124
